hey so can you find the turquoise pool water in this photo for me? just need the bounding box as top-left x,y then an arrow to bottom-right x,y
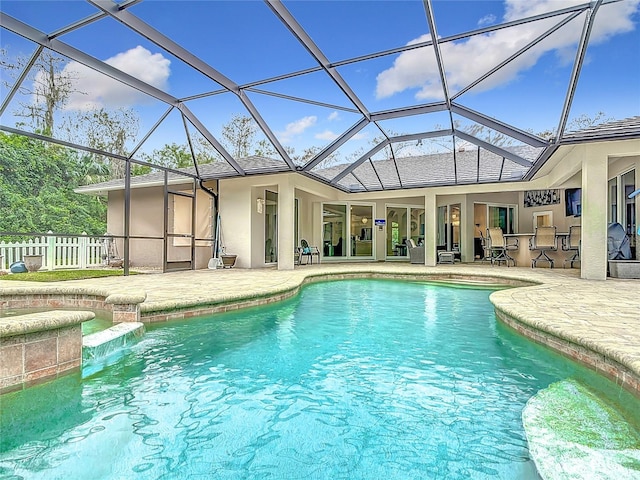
1,279 -> 637,479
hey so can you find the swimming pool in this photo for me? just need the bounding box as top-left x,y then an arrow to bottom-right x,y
0,279 -> 636,479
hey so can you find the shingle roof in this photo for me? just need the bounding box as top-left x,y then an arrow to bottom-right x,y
77,115 -> 639,195
561,116 -> 640,143
76,146 -> 535,194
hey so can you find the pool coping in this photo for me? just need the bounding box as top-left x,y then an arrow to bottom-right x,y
1,264 -> 639,398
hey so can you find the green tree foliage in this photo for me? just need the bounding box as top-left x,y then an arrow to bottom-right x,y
63,107 -> 140,179
138,142 -> 195,171
0,132 -> 107,236
222,114 -> 257,158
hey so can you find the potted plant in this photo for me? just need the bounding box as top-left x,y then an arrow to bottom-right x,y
220,253 -> 237,268
23,254 -> 43,272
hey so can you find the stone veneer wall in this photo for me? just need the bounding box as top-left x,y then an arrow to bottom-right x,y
0,311 -> 94,394
495,309 -> 640,397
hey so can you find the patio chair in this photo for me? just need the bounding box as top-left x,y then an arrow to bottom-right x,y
297,239 -> 320,265
529,225 -> 557,268
487,227 -> 518,267
562,225 -> 581,268
406,238 -> 425,264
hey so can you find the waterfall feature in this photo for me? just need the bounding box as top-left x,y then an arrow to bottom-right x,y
82,322 -> 145,376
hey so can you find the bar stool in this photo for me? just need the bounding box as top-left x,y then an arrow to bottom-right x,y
487,227 -> 518,267
529,226 -> 557,268
562,225 -> 581,268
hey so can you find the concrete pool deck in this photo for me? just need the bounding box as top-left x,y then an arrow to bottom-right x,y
1,262 -> 639,396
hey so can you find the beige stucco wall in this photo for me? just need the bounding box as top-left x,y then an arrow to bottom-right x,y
107,182 -> 216,269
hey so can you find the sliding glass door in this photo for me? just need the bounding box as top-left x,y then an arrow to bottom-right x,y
437,204 -> 461,251
386,206 -> 408,257
351,205 -> 373,257
264,190 -> 277,263
610,169 -> 636,255
322,204 -> 346,257
386,205 -> 425,257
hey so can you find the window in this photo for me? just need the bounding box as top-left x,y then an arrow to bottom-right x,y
533,211 -> 553,228
487,204 -> 517,233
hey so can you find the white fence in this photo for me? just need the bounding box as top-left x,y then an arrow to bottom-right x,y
0,232 -> 105,271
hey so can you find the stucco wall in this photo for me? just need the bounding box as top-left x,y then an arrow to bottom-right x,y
107,183 -> 216,269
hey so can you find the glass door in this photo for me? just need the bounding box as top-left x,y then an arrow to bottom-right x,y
410,207 -> 425,246
322,204 -> 346,257
437,204 -> 461,251
386,206 -> 408,257
622,169 -> 636,254
437,206 -> 448,249
264,190 -> 277,263
351,204 -> 373,257
609,169 -> 636,256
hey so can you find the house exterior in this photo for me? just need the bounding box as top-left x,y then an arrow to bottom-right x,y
77,118 -> 640,281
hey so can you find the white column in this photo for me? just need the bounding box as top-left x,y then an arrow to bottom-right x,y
424,191 -> 437,266
581,146 -> 608,280
277,176 -> 295,270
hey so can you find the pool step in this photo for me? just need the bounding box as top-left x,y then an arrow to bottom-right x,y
522,379 -> 640,480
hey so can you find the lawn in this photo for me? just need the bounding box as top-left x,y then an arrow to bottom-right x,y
0,269 -> 138,282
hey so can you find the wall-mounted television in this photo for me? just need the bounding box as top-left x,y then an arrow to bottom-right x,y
565,188 -> 581,217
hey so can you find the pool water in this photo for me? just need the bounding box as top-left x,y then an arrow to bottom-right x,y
1,279 -> 637,479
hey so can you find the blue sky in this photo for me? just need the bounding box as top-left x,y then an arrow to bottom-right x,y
1,0 -> 639,164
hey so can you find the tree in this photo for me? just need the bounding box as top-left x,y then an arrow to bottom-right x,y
64,107 -> 139,179
138,143 -> 194,170
534,112 -> 614,139
461,123 -> 513,148
221,114 -> 257,158
3,49 -> 143,180
1,49 -> 77,137
0,132 -> 107,236
567,111 -> 613,131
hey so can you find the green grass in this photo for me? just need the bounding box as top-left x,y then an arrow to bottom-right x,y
0,269 -> 139,282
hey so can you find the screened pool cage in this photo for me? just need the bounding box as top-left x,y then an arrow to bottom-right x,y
1,0 -> 638,272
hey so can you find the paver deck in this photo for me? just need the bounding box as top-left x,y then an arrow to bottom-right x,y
1,263 -> 639,396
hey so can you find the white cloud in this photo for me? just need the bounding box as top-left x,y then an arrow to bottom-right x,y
58,46 -> 171,110
328,111 -> 340,121
478,14 -> 497,27
315,130 -> 339,141
376,0 -> 640,101
278,115 -> 317,144
352,132 -> 368,141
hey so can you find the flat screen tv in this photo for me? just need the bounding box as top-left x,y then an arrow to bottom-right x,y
565,188 -> 581,217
